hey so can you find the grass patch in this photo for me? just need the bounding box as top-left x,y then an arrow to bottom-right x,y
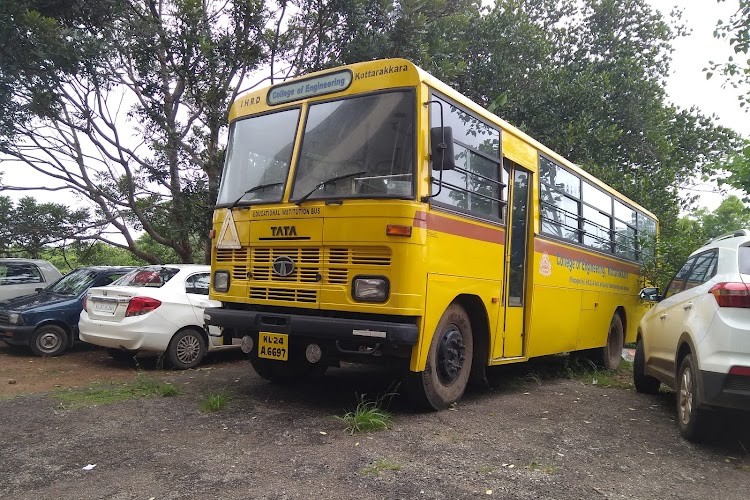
488,354 -> 635,391
564,357 -> 634,389
200,390 -> 231,412
336,393 -> 393,435
525,461 -> 560,474
53,374 -> 179,408
360,459 -> 401,476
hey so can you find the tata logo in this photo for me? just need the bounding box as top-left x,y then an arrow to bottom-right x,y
271,226 -> 297,237
272,256 -> 295,277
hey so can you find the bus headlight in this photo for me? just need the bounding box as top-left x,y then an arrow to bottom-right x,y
213,271 -> 230,293
352,276 -> 389,303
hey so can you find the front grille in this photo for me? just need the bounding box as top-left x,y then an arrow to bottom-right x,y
249,287 -> 317,303
326,247 -> 392,285
220,245 -> 391,305
251,247 -> 321,283
725,374 -> 750,392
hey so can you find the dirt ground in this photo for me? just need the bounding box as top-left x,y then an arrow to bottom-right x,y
1,341 -> 749,500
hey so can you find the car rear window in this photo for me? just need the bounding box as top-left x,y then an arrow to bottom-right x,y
739,246 -> 750,274
116,267 -> 180,288
0,263 -> 43,285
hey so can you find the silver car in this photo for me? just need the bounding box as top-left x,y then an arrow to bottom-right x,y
0,258 -> 63,301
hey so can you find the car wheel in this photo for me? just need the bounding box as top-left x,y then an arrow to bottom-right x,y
29,325 -> 68,357
408,303 -> 473,410
676,354 -> 706,442
633,338 -> 660,394
167,328 -> 206,370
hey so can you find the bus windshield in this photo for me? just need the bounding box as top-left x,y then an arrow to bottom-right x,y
216,108 -> 300,207
291,90 -> 415,202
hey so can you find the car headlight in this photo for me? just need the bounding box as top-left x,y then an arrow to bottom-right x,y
213,271 -> 230,293
352,276 -> 389,303
8,313 -> 24,325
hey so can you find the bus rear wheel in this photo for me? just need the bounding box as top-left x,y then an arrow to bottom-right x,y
592,313 -> 623,370
410,303 -> 473,410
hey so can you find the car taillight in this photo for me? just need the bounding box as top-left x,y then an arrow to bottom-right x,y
729,366 -> 750,377
125,297 -> 162,317
709,282 -> 750,308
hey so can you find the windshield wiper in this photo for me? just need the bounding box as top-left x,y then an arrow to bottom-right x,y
295,171 -> 366,206
226,182 -> 284,210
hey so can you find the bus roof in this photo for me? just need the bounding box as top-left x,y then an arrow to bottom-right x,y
229,58 -> 657,221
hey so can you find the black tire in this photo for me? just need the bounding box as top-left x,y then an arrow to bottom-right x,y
633,338 -> 661,394
593,313 -> 624,370
167,328 -> 206,370
107,348 -> 135,363
29,325 -> 68,357
409,303 -> 473,410
676,354 -> 706,442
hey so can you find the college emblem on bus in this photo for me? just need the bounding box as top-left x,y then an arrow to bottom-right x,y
272,256 -> 295,277
539,252 -> 552,277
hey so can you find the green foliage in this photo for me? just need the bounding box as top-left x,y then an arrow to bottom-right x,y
0,196 -> 89,259
199,390 -> 232,412
710,0 -> 750,108
360,459 -> 402,476
53,374 -> 179,408
336,394 -> 392,435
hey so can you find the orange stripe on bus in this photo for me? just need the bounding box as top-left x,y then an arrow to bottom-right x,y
413,211 -> 505,244
534,238 -> 640,274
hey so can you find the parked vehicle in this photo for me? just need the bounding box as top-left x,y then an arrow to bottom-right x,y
0,266 -> 134,356
635,230 -> 750,441
79,265 -> 239,369
0,258 -> 63,301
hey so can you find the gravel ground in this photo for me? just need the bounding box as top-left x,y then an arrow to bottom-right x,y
0,342 -> 748,500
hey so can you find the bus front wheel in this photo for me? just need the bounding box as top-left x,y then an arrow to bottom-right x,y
409,303 -> 473,410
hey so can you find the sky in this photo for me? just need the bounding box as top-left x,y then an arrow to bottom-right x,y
647,0 -> 748,210
0,0 -> 747,211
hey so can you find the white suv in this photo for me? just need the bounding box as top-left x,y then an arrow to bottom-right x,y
635,230 -> 750,441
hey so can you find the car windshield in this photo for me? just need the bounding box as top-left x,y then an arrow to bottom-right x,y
291,91 -> 415,202
115,266 -> 180,288
48,269 -> 99,296
215,108 -> 301,207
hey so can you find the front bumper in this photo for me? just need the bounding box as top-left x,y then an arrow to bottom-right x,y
702,370 -> 750,411
202,307 -> 419,346
0,324 -> 36,346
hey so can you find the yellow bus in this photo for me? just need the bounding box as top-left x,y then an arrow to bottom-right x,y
204,58 -> 658,409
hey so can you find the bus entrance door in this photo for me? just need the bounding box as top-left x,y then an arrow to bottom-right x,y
495,163 -> 530,359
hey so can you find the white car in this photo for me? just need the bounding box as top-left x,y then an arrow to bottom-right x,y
79,265 -> 239,369
635,230 -> 750,441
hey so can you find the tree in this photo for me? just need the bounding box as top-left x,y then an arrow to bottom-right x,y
0,196 -> 89,258
710,0 -> 750,108
1,0 -> 267,263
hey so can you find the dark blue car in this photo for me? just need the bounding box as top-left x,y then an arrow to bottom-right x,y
0,266 -> 134,356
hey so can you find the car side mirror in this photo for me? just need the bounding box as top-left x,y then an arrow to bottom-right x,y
639,287 -> 661,301
430,126 -> 455,171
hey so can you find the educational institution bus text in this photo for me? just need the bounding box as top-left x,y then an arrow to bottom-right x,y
203,59 -> 657,409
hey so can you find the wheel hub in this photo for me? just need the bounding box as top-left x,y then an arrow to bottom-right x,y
679,367 -> 693,425
38,333 -> 61,352
437,325 -> 465,385
177,336 -> 200,363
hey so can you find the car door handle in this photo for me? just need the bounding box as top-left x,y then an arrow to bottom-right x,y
683,303 -> 693,311
659,314 -> 667,320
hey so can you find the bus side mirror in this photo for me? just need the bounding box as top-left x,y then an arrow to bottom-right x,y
430,126 -> 455,171
639,287 -> 660,301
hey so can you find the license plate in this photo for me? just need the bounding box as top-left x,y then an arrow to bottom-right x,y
258,332 -> 288,361
92,301 -> 117,314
